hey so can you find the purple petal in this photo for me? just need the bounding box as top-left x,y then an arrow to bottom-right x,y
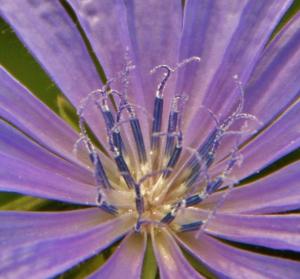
216,13 -> 300,160
66,0 -> 144,104
202,161 -> 300,214
152,229 -> 204,279
178,0 -> 247,124
0,119 -> 94,184
231,100 -> 300,181
0,213 -> 134,278
0,67 -> 89,166
65,0 -> 150,149
0,0 -> 107,144
245,13 -> 300,127
124,0 -> 182,106
67,0 -> 183,142
124,0 -> 183,137
0,152 -> 97,205
0,208 -> 112,249
88,232 -> 146,279
179,0 -> 292,146
178,232 -> 300,279
205,213 -> 300,252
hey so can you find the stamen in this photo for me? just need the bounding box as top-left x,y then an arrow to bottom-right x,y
134,182 -> 144,232
163,143 -> 182,178
151,95 -> 164,151
113,149 -> 135,189
150,57 -> 200,149
76,113 -> 118,215
184,194 -> 204,207
180,221 -> 203,232
164,96 -> 180,157
150,64 -> 172,165
206,177 -> 224,194
130,116 -> 147,164
96,88 -> 125,154
77,116 -> 112,190
196,148 -> 241,237
160,136 -> 242,226
97,194 -> 118,215
163,95 -> 186,177
181,76 -> 250,191
90,151 -> 112,190
114,83 -> 147,164
159,204 -> 178,225
75,56 -> 259,234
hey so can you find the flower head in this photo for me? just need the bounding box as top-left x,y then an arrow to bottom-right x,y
0,0 -> 300,278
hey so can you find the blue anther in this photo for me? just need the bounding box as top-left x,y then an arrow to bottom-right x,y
151,96 -> 164,151
130,117 -> 147,163
135,221 -> 142,232
180,221 -> 203,232
135,197 -> 144,214
165,110 -> 178,157
185,164 -> 201,188
160,201 -> 181,224
102,109 -> 115,130
99,201 -> 118,215
163,145 -> 182,178
227,156 -> 238,171
206,177 -> 223,194
90,153 -> 112,189
183,129 -> 220,189
100,106 -> 125,153
134,183 -> 144,213
114,153 -> 135,189
165,96 -> 181,157
186,129 -> 218,171
185,194 -> 203,207
160,212 -> 175,224
112,130 -> 124,154
197,129 -> 219,165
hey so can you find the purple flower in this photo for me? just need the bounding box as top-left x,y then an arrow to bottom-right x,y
0,0 -> 300,278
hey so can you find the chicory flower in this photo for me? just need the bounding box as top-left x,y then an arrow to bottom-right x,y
0,0 -> 300,278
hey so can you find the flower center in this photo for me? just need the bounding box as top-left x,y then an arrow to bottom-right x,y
76,57 -> 257,234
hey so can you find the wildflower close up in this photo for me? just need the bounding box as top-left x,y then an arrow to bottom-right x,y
0,0 -> 300,278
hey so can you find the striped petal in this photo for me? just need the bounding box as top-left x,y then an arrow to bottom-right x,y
0,0 -> 107,143
152,229 -> 204,279
0,213 -> 134,279
245,13 -> 300,128
211,100 -> 300,182
203,160 -> 300,214
180,0 -> 292,146
205,213 -> 300,252
0,208 -> 112,249
0,67 -> 88,166
0,152 -> 97,205
0,119 -> 93,184
88,232 -> 146,279
66,0 -> 144,106
67,0 -> 183,145
232,100 -> 300,181
123,0 -> 182,108
216,14 -> 300,160
178,232 -> 300,279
